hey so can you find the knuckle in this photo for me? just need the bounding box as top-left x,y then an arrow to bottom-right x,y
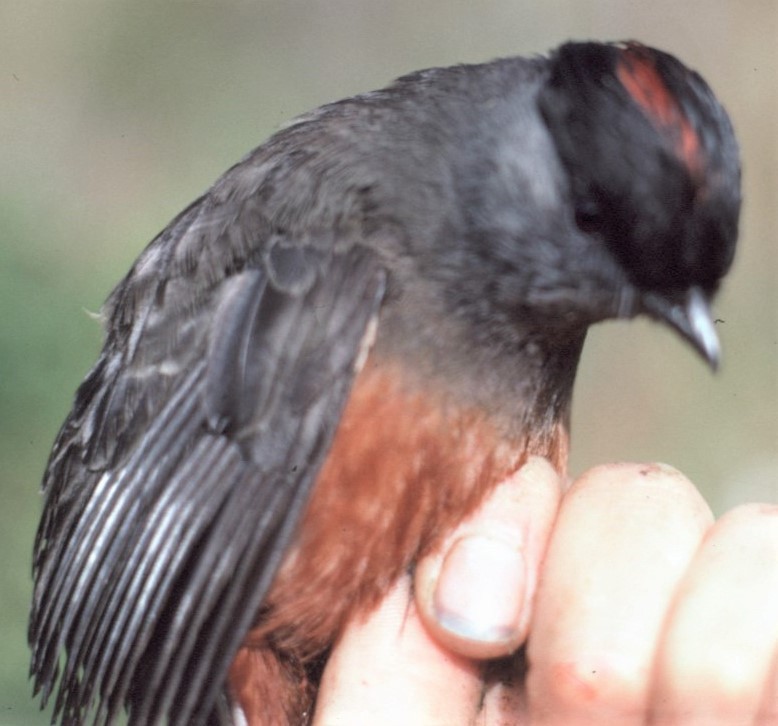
538,652 -> 647,712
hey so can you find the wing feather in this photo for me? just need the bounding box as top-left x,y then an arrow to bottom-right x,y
30,187 -> 386,725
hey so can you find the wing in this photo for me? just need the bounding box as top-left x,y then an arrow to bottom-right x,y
29,188 -> 386,725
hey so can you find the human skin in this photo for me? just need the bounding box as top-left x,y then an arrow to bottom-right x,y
314,459 -> 778,725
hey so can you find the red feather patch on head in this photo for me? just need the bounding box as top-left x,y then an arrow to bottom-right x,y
616,44 -> 703,176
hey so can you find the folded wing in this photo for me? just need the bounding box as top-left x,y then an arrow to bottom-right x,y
30,190 -> 386,725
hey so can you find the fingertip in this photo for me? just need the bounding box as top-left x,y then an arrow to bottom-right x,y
414,456 -> 563,659
573,461 -> 686,488
515,455 -> 564,491
429,534 -> 527,656
570,462 -> 713,524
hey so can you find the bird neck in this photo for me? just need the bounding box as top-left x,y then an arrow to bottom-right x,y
372,312 -> 585,463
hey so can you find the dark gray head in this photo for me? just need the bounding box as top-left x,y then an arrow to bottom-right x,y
388,41 -> 740,370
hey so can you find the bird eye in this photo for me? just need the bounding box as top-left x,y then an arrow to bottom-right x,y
574,200 -> 604,233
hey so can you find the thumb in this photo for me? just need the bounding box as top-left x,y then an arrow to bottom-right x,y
414,456 -> 563,660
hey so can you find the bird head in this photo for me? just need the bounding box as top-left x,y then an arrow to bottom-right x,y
537,41 -> 740,368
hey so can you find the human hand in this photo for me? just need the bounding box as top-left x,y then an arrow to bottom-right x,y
314,459 -> 778,725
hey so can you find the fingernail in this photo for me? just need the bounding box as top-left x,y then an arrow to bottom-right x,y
433,535 -> 526,643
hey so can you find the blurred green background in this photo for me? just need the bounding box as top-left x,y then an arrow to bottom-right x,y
1,1 -> 775,722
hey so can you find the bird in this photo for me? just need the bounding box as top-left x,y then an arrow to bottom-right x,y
29,40 -> 740,725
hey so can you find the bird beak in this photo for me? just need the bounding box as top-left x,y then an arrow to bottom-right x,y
641,286 -> 721,371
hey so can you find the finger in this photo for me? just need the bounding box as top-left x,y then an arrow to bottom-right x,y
414,456 -> 563,659
758,649 -> 778,725
314,576 -> 482,725
649,503 -> 778,725
527,463 -> 713,725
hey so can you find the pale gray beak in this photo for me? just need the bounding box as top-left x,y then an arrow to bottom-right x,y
641,286 -> 721,370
